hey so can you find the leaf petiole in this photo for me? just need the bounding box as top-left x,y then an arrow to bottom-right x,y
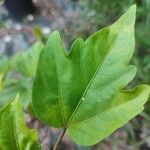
53,128 -> 66,150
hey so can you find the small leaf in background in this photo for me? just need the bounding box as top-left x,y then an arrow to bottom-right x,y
11,41 -> 43,77
0,56 -> 10,91
33,26 -> 44,41
0,77 -> 33,109
0,42 -> 43,109
0,96 -> 41,150
0,55 -> 9,73
0,86 -> 18,109
32,5 -> 150,146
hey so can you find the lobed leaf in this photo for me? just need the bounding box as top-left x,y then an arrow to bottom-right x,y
32,5 -> 150,145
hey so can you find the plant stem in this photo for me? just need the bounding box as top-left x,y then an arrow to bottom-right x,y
53,128 -> 66,150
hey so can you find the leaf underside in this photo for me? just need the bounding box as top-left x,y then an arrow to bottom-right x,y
0,97 -> 40,150
32,5 -> 150,146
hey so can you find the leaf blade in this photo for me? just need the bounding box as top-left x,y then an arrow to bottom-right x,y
32,5 -> 150,146
0,97 -> 41,150
68,85 -> 150,145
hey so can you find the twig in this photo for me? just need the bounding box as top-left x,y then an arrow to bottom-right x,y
53,128 -> 66,150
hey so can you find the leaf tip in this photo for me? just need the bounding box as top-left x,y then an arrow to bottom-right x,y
118,4 -> 136,27
143,84 -> 150,94
136,84 -> 150,105
51,30 -> 60,37
46,30 -> 61,48
130,4 -> 136,10
129,4 -> 136,17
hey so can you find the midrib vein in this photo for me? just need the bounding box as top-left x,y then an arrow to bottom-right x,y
69,95 -> 141,127
69,70 -> 135,127
66,32 -> 120,128
54,57 -> 66,127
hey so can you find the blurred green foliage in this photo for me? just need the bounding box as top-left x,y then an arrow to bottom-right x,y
0,42 -> 43,109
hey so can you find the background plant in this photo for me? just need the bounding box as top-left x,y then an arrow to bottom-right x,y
0,42 -> 43,109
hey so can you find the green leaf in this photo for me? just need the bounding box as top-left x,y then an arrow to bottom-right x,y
68,85 -> 150,145
11,42 -> 43,77
0,56 -> 10,90
0,42 -> 43,109
0,55 -> 9,74
32,5 -> 150,145
0,55 -> 11,95
0,77 -> 32,109
0,96 -> 41,150
0,86 -> 18,109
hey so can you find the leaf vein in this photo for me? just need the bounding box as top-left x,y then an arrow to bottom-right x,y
66,28 -> 120,127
